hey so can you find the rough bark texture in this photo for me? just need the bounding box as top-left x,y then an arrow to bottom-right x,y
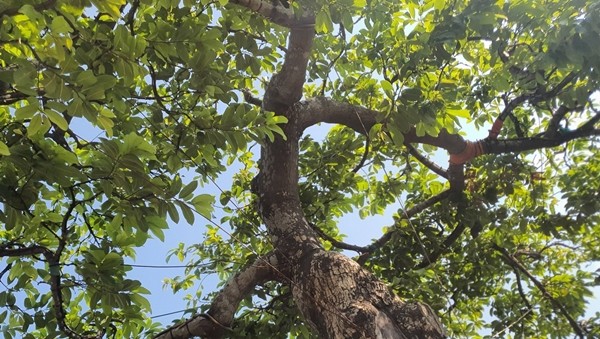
251,19 -> 447,338
157,1 -> 598,338
293,251 -> 444,338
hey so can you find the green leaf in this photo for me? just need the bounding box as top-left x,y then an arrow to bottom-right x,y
50,16 -> 73,34
191,194 -> 214,219
76,70 -> 97,87
401,88 -> 422,101
90,0 -> 125,19
447,108 -> 471,119
14,103 -> 39,121
44,109 -> 69,130
42,71 -> 72,99
27,113 -> 43,136
179,180 -> 198,200
97,116 -> 114,137
0,141 -> 10,156
130,294 -> 152,312
177,200 -> 195,225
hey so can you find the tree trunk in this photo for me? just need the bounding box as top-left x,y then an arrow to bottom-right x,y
255,100 -> 446,338
291,249 -> 445,338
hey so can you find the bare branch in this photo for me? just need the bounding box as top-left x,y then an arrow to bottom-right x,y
155,252 -> 282,339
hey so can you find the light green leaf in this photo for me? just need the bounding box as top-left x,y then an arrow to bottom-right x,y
50,16 -> 73,34
14,103 -> 39,121
447,108 -> 471,119
0,141 -> 10,156
191,194 -> 214,219
44,109 -> 69,131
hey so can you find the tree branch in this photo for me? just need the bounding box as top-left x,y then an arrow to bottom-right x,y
415,222 -> 467,269
0,244 -> 94,338
309,222 -> 367,253
513,269 -> 533,312
298,97 -> 380,134
492,244 -> 585,337
155,252 -> 282,339
0,245 -> 51,257
242,89 -> 262,107
263,26 -> 315,113
545,105 -> 571,138
357,190 -> 451,265
230,0 -> 313,29
406,144 -> 448,179
482,128 -> 599,155
297,97 -> 469,153
0,91 -> 28,105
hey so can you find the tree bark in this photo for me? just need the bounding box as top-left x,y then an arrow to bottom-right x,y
251,23 -> 446,334
155,253 -> 282,339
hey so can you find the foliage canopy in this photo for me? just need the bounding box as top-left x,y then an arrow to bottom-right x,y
0,0 -> 599,338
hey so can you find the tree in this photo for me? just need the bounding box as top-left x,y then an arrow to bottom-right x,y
0,0 -> 599,337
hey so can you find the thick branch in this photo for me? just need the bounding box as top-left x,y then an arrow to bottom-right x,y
155,253 -> 282,339
0,245 -> 51,257
298,97 -> 380,134
263,27 -> 315,113
482,128 -> 599,155
298,97 -> 468,153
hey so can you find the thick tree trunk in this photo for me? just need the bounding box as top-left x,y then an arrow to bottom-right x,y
255,99 -> 446,338
159,5 -> 447,337
256,168 -> 446,338
292,249 -> 445,338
